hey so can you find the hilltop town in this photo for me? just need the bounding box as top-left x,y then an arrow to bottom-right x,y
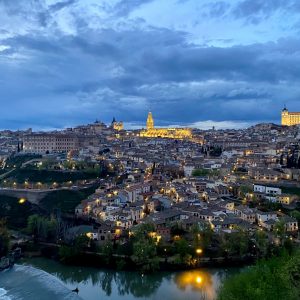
1,110 -> 300,270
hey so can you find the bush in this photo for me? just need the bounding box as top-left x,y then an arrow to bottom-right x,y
218,251 -> 300,300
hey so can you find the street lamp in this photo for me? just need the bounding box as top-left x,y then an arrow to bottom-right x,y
196,248 -> 203,266
196,248 -> 203,255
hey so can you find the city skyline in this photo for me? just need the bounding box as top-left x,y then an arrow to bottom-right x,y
1,0 -> 300,129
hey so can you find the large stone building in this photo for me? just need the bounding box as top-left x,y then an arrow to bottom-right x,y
281,106 -> 300,126
22,133 -> 100,154
139,112 -> 192,139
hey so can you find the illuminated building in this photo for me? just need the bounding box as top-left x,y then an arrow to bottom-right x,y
146,112 -> 154,130
281,106 -> 300,126
111,117 -> 124,131
140,112 -> 192,139
23,133 -> 99,154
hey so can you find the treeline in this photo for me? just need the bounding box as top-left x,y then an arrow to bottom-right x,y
24,214 -> 297,273
26,214 -> 69,242
57,221 -> 295,272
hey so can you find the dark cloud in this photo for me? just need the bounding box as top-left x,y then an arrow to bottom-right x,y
0,0 -> 299,129
112,0 -> 155,17
233,0 -> 300,24
49,0 -> 77,12
1,23 -> 299,128
204,1 -> 230,18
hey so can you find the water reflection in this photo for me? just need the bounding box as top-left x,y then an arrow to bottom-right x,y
174,270 -> 216,300
22,258 -> 232,300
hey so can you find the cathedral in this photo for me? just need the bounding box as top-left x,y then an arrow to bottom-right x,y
281,107 -> 300,126
139,112 -> 192,139
111,117 -> 124,131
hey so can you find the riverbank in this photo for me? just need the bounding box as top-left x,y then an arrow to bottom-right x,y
20,241 -> 255,272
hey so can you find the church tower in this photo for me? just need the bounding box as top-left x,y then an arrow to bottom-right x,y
146,112 -> 154,130
281,106 -> 289,126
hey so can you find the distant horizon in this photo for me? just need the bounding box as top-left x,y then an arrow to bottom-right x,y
0,118 -> 280,132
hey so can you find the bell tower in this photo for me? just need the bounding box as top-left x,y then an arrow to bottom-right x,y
281,106 -> 289,126
146,112 -> 154,130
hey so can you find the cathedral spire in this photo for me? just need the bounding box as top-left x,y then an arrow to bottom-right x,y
146,111 -> 154,130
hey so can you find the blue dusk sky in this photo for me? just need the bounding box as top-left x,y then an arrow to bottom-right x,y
0,0 -> 300,130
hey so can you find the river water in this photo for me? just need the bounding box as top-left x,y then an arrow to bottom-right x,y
0,258 -> 237,300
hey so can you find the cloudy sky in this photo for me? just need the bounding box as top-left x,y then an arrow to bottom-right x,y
0,0 -> 300,130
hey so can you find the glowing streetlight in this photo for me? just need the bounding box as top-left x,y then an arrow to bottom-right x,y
18,198 -> 26,204
196,248 -> 203,255
196,248 -> 203,266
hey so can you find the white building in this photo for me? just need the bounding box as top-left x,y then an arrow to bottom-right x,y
253,184 -> 282,195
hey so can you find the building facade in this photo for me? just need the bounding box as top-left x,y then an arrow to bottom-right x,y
23,133 -> 79,153
281,107 -> 300,126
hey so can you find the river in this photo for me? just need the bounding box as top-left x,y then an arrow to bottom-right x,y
0,258 -> 238,300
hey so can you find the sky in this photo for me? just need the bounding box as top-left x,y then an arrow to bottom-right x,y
0,0 -> 300,130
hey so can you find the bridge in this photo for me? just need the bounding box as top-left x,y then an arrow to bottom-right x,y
0,188 -> 57,205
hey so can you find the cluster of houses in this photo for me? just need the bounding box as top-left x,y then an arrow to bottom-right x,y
73,178 -> 298,243
69,123 -> 300,244
1,120 -> 299,246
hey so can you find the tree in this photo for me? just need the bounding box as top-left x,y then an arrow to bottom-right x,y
0,219 -> 10,256
102,240 -> 114,264
255,230 -> 268,257
131,223 -> 159,272
27,214 -> 58,241
132,238 -> 159,272
170,222 -> 186,237
173,238 -> 192,265
199,223 -> 213,250
132,223 -> 155,240
290,210 -> 300,223
221,229 -> 249,257
274,220 -> 286,245
239,185 -> 252,198
218,251 -> 300,300
59,235 -> 89,264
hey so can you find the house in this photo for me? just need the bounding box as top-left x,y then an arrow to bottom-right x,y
253,184 -> 282,195
277,194 -> 298,205
281,216 -> 298,232
263,219 -> 277,231
256,211 -> 277,225
234,205 -> 256,224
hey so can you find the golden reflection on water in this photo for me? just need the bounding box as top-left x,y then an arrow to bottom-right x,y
173,270 -> 216,300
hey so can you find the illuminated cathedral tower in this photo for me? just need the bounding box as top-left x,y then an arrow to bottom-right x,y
146,112 -> 154,130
